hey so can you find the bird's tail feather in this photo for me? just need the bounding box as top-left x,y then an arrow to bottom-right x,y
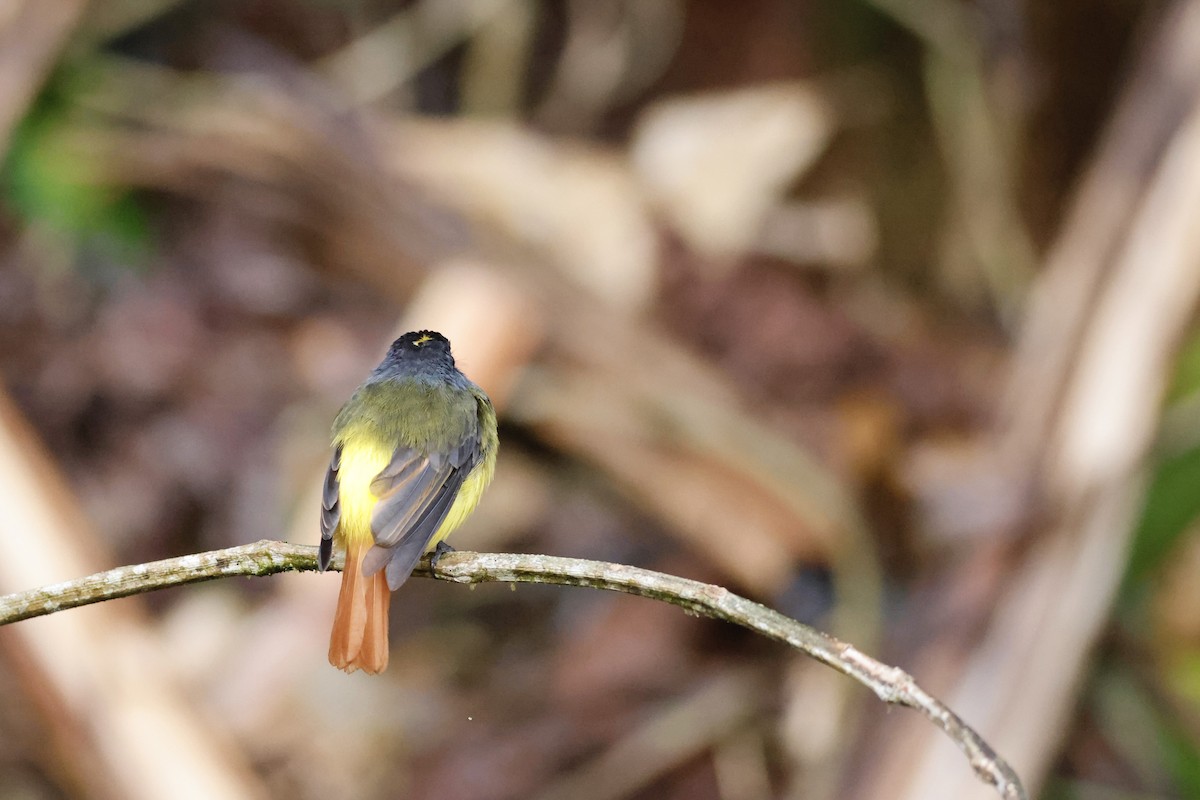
328,537 -> 390,674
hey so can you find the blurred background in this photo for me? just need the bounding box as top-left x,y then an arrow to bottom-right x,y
2,0 -> 1200,798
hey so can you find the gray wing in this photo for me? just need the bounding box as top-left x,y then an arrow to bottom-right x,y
362,430 -> 480,590
318,444 -> 342,571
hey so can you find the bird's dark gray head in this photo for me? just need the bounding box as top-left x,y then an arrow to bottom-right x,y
370,330 -> 458,383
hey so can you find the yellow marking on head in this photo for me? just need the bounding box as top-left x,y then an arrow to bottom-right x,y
413,333 -> 433,346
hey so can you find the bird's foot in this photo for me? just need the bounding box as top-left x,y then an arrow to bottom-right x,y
430,541 -> 456,577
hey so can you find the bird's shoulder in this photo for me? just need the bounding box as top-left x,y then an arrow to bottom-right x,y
333,375 -> 479,451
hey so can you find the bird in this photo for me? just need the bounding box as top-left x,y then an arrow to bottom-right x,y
318,330 -> 498,673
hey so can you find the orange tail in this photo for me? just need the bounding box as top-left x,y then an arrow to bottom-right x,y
328,538 -> 391,673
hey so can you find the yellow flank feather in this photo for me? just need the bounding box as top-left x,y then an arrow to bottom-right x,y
430,451 -> 495,548
333,437 -> 392,548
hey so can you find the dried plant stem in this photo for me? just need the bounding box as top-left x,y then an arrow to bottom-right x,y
0,540 -> 1027,800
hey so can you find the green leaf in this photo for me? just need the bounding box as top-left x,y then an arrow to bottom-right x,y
1127,446 -> 1200,583
2,69 -> 149,266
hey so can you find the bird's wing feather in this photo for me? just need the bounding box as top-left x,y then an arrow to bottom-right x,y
318,444 -> 342,571
364,422 -> 481,590
368,447 -> 455,543
379,466 -> 468,590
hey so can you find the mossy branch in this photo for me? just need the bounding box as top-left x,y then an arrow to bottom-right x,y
0,539 -> 1027,800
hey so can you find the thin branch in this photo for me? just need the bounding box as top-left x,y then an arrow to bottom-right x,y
0,539 -> 1027,800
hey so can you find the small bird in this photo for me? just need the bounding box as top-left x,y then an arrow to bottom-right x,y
319,330 -> 498,673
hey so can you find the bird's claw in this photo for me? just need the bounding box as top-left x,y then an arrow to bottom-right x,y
430,541 -> 456,576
